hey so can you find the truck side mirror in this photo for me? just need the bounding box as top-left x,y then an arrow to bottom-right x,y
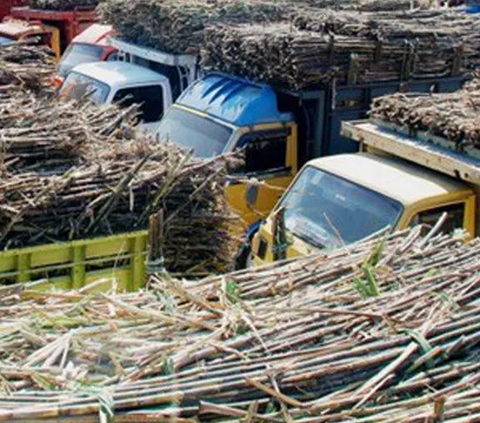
245,180 -> 259,209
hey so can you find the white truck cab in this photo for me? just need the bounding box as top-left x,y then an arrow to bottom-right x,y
58,37 -> 200,132
59,61 -> 171,132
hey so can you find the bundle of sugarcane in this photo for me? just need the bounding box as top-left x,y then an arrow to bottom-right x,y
0,95 -> 140,173
0,226 -> 478,421
370,75 -> 480,146
201,24 -> 421,89
202,8 -> 480,89
303,0 -> 435,10
99,0 -> 423,56
0,43 -> 54,93
294,8 -> 475,37
100,0 -> 293,54
28,0 -> 99,10
356,0 -> 442,10
0,114 -> 239,273
295,8 -> 480,80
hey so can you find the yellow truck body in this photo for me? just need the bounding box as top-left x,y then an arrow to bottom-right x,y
252,120 -> 480,266
223,120 -> 298,230
0,231 -> 148,292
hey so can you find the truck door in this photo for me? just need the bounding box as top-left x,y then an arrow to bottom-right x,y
112,85 -> 166,132
226,124 -> 297,228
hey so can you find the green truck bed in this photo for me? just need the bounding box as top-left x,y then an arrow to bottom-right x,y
0,231 -> 148,292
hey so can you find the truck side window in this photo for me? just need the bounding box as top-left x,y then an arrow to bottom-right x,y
113,85 -> 164,123
237,131 -> 288,174
410,203 -> 465,234
107,52 -> 119,62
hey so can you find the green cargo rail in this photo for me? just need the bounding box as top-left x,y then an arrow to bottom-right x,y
0,231 -> 148,292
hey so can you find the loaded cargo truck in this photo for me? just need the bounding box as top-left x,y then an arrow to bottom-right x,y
7,5 -> 98,59
251,119 -> 480,266
155,73 -> 464,264
59,37 -> 199,131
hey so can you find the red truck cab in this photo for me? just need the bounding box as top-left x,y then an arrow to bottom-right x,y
55,24 -> 116,85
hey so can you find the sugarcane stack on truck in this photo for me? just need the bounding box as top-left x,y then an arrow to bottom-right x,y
128,1 -> 478,264
251,74 -> 480,265
0,42 -> 239,291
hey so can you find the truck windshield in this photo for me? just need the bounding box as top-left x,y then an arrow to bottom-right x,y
280,166 -> 403,249
59,71 -> 110,105
0,36 -> 14,46
156,107 -> 233,158
57,43 -> 104,77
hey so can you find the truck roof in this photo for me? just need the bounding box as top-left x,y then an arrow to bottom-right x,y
177,73 -> 294,127
72,24 -> 113,46
70,61 -> 169,89
310,153 -> 472,207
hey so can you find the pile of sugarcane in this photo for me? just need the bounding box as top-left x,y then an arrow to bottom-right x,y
355,0 -> 465,10
0,226 -> 478,421
0,43 -> 54,93
0,105 -> 240,273
100,0 -> 480,88
370,74 -> 480,146
0,43 -> 83,170
101,0 -> 291,54
28,0 -> 99,10
304,0 -> 445,10
0,44 -> 239,275
202,8 -> 480,89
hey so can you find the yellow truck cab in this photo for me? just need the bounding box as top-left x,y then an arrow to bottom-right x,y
252,120 -> 478,266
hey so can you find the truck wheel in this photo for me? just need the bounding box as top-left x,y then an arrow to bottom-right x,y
235,223 -> 261,270
235,242 -> 253,270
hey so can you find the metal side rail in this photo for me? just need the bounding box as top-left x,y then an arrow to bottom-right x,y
109,37 -> 197,68
0,231 -> 148,292
341,120 -> 480,185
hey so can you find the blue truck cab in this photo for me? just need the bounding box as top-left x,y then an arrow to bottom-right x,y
466,5 -> 480,13
156,73 -> 299,229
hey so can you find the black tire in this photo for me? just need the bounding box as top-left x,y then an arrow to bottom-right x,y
235,242 -> 252,270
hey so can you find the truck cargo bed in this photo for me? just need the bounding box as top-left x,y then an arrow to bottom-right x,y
0,231 -> 147,292
342,120 -> 480,185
